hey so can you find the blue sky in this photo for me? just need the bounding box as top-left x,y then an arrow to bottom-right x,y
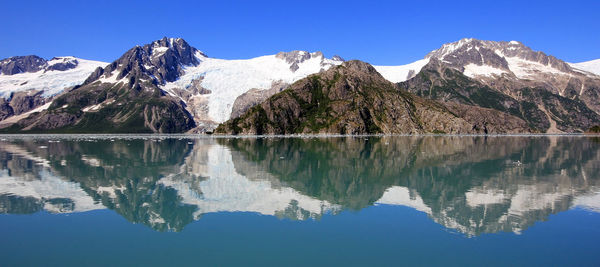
1,0 -> 598,65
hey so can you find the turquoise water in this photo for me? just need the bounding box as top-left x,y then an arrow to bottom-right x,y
0,135 -> 599,266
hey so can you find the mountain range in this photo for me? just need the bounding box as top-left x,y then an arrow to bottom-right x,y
0,37 -> 598,134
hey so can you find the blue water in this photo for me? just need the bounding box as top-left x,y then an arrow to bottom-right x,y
0,136 -> 598,266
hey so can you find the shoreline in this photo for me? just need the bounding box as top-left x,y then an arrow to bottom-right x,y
0,133 -> 598,140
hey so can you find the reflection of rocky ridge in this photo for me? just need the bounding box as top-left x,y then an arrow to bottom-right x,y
0,136 -> 599,235
220,136 -> 600,236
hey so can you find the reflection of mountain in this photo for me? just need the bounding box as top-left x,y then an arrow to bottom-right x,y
0,136 -> 599,235
219,136 -> 600,236
0,138 -> 340,231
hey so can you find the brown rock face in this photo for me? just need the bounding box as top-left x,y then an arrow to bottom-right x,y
230,81 -> 290,119
216,60 -> 530,135
8,91 -> 46,115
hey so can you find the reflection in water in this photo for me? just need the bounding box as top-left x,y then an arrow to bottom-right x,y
0,136 -> 598,235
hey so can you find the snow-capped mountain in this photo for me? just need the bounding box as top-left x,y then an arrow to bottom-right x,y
0,56 -> 108,98
569,59 -> 600,76
379,38 -> 600,133
0,56 -> 107,123
77,37 -> 344,129
86,37 -> 203,86
377,38 -> 599,86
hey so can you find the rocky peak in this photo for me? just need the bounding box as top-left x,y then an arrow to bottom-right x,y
425,38 -> 573,73
0,55 -> 47,75
46,57 -> 79,71
276,50 -> 313,64
276,50 -> 343,72
331,55 -> 345,62
340,60 -> 381,76
87,37 -> 205,86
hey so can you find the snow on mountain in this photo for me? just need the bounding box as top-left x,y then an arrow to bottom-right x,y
373,58 -> 430,83
162,51 -> 343,124
569,59 -> 600,76
375,38 -> 581,82
0,57 -> 108,98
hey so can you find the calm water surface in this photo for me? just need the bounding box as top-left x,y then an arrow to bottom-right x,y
0,135 -> 599,266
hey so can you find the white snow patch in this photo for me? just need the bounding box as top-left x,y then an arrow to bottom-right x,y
463,63 -> 507,78
374,58 -> 430,83
569,59 -> 600,76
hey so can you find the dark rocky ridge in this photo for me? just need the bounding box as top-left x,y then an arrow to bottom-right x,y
0,55 -> 48,75
46,57 -> 79,71
0,55 -> 80,75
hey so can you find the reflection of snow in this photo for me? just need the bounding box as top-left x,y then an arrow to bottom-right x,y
375,186 -> 431,213
465,190 -> 507,207
158,143 -> 341,220
0,169 -> 103,213
574,191 -> 600,212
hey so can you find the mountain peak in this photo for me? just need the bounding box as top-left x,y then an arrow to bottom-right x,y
0,55 -> 47,75
88,37 -> 205,85
424,38 -> 573,77
275,50 -> 342,72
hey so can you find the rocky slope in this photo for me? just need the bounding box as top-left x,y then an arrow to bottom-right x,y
381,38 -> 600,133
216,60 -> 531,134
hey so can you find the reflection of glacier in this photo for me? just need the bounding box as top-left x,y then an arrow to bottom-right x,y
0,136 -> 599,235
158,144 -> 340,221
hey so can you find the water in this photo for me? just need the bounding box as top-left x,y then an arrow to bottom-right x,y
0,135 -> 599,266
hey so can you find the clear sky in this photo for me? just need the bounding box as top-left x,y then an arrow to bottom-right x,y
1,0 -> 598,65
